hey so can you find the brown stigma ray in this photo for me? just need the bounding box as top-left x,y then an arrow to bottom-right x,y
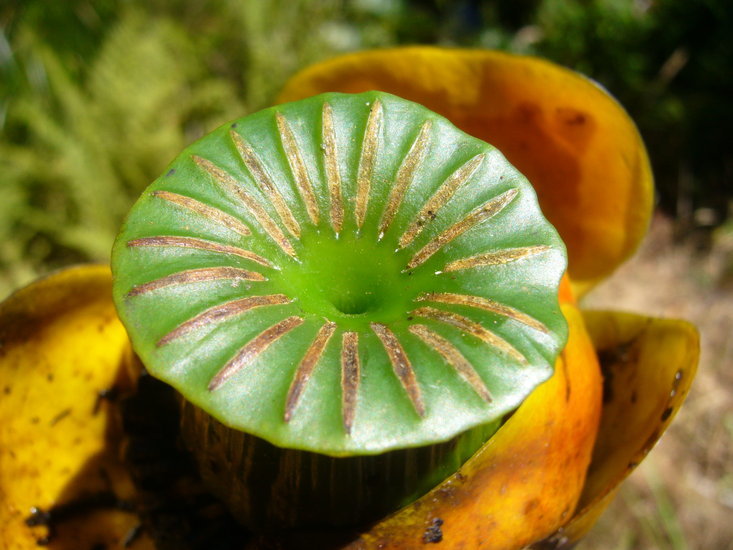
230,130 -> 301,238
408,324 -> 492,403
322,103 -> 344,234
371,323 -> 425,417
208,315 -> 304,391
192,155 -> 297,258
416,292 -> 549,334
283,321 -> 337,422
444,245 -> 551,273
378,120 -> 432,240
399,153 -> 485,249
127,267 -> 266,297
127,236 -> 272,268
355,100 -> 383,230
411,306 -> 526,364
276,112 -> 320,226
152,190 -> 251,237
405,188 -> 519,271
158,294 -> 292,347
341,331 -> 361,434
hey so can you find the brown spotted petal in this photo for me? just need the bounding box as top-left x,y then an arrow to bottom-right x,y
0,266 -> 154,549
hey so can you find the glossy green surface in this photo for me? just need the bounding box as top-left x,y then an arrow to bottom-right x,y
112,91 -> 567,455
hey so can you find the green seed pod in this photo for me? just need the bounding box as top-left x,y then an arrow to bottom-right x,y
111,91 -> 568,529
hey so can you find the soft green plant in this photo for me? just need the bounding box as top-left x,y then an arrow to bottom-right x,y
0,11 -> 242,294
0,1 -> 348,297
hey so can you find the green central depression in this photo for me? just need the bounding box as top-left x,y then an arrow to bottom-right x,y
275,229 -> 422,326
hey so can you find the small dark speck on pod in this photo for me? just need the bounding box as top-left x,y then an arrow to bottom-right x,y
423,517 -> 444,543
166,169 -> 176,177
122,524 -> 143,548
25,506 -> 51,527
231,122 -> 238,128
94,386 -> 120,415
50,408 -> 72,426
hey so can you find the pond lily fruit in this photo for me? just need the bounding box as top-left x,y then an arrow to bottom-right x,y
0,47 -> 699,550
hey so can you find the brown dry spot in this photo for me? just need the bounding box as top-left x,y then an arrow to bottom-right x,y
409,323 -> 492,402
341,331 -> 360,434
230,130 -> 301,238
378,119 -> 432,239
321,103 -> 344,234
553,107 -> 595,151
399,153 -> 485,249
208,316 -> 303,391
524,497 -> 541,515
405,188 -> 519,271
152,190 -> 251,236
276,112 -> 320,225
411,306 -> 526,364
417,292 -> 548,333
158,294 -> 291,347
355,100 -> 383,229
127,236 -> 272,268
193,154 -> 297,258
422,517 -> 444,544
444,245 -> 550,272
284,321 -> 337,422
371,323 -> 425,416
127,266 -> 266,297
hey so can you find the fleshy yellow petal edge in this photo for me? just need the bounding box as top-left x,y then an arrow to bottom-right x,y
533,310 -> 699,548
0,265 -> 154,549
278,46 -> 654,296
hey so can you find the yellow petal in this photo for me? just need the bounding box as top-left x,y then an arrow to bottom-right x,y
532,310 -> 699,548
279,47 -> 654,295
0,265 -> 154,549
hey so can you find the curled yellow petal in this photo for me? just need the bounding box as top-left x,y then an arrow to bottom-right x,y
533,310 -> 699,548
0,266 -> 154,549
278,47 -> 654,295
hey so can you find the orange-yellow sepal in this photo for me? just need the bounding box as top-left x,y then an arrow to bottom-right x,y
278,47 -> 654,295
0,266 -> 154,549
533,310 -> 699,547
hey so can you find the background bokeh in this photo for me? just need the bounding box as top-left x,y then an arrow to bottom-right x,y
1,1 -> 731,548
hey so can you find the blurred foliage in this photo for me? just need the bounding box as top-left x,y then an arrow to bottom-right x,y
1,0 -> 730,295
535,0 -> 733,238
